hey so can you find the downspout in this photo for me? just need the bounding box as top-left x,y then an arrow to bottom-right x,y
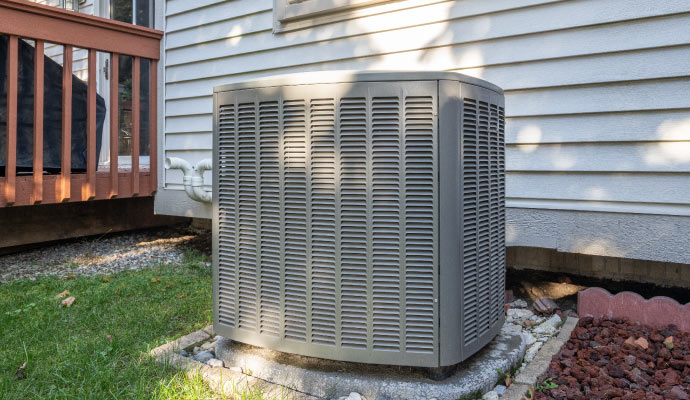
164,157 -> 199,202
192,159 -> 212,203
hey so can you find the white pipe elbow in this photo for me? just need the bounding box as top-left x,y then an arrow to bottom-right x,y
192,159 -> 213,203
195,159 -> 212,174
165,157 -> 194,176
165,157 -> 201,202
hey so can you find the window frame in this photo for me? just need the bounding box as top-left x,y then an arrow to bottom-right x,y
273,0 -> 400,32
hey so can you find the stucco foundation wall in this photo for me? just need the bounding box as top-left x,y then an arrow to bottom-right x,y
506,208 -> 690,265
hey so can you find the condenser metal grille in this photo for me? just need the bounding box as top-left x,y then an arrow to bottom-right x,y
461,98 -> 506,348
213,73 -> 505,368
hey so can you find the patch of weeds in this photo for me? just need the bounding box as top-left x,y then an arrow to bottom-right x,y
496,365 -> 520,387
4,302 -> 36,317
458,390 -> 483,400
522,386 -> 536,400
183,250 -> 212,276
536,377 -> 559,391
183,249 -> 210,265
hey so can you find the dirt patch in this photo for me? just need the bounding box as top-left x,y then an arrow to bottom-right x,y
535,317 -> 690,399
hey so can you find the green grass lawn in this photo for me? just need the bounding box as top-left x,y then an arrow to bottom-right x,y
0,251 -> 248,399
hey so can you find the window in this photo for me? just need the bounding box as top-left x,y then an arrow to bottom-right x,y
274,0 -> 400,32
38,0 -> 79,12
107,0 -> 155,167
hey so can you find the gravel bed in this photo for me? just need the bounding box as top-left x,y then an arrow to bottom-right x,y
482,299 -> 567,399
535,318 -> 690,400
0,224 -> 209,282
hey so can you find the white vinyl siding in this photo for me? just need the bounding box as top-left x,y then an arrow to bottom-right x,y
160,0 -> 690,261
27,0 -> 96,81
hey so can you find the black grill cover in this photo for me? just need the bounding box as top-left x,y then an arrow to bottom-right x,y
0,35 -> 105,174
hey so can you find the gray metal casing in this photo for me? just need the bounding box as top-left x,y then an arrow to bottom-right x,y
212,71 -> 505,368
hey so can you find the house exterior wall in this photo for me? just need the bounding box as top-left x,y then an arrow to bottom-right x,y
156,0 -> 690,264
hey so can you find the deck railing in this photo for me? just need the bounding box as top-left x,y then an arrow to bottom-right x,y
0,0 -> 162,207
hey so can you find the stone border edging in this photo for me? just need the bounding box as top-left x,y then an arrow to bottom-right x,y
150,325 -> 316,399
578,287 -> 690,331
501,317 -> 579,400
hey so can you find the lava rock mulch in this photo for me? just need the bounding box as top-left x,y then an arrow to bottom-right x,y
535,317 -> 690,400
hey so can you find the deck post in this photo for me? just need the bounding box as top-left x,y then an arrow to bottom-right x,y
131,56 -> 140,196
60,45 -> 73,202
110,53 -> 119,198
5,35 -> 18,205
31,40 -> 45,204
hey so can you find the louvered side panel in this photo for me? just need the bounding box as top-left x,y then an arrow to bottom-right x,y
496,105 -> 506,324
371,96 -> 402,351
476,101 -> 492,336
489,104 -> 501,326
309,98 -> 337,346
403,95 -> 436,354
258,101 -> 281,337
339,97 -> 368,350
462,98 -> 479,346
237,102 -> 258,332
217,104 -> 238,329
283,99 -> 308,343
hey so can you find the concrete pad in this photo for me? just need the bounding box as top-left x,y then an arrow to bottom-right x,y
150,328 -> 209,358
215,324 -> 526,400
170,352 -> 316,399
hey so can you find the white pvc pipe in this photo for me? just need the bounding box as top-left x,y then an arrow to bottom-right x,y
192,159 -> 212,203
165,157 -> 200,202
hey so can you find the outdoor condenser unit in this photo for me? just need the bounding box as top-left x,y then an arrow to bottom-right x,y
212,71 -> 505,368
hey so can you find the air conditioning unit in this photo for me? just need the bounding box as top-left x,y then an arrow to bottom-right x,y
212,71 -> 505,368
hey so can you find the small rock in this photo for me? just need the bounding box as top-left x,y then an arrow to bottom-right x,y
201,341 -> 215,351
669,386 -> 688,400
214,335 -> 222,341
608,365 -> 625,378
494,385 -> 507,396
482,391 -> 499,400
193,350 -> 214,363
533,314 -> 562,335
625,354 -> 636,365
179,349 -> 188,357
509,299 -> 528,309
664,336 -> 674,350
193,346 -> 201,354
507,309 -> 534,325
525,342 -> 543,363
522,331 -> 536,346
533,297 -> 559,314
207,358 -> 224,368
505,323 -> 522,333
343,393 -> 363,400
634,337 -> 649,350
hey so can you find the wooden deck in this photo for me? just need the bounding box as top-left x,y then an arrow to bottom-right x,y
0,0 -> 162,207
